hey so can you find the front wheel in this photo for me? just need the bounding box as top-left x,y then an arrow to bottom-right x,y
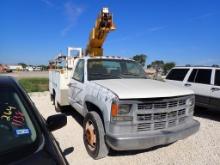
83,112 -> 109,159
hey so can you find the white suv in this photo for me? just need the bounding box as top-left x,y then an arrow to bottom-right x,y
165,66 -> 220,110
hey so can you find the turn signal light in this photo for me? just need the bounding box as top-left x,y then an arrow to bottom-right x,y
111,103 -> 118,117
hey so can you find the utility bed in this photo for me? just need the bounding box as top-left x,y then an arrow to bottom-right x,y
49,69 -> 72,106
48,47 -> 82,110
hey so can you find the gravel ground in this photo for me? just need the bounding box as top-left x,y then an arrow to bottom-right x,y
30,92 -> 220,165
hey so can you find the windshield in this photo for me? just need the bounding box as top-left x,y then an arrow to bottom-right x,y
0,88 -> 37,154
87,59 -> 146,80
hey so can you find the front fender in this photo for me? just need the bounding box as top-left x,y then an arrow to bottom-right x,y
83,95 -> 109,122
83,82 -> 117,122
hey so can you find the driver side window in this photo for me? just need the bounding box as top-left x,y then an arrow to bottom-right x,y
73,60 -> 84,82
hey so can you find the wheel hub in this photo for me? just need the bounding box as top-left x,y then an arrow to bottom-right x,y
85,120 -> 96,150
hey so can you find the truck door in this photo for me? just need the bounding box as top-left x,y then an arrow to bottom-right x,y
210,69 -> 220,109
68,59 -> 85,115
186,69 -> 212,106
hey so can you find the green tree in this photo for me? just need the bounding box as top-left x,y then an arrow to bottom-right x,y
151,60 -> 164,70
147,64 -> 152,68
38,65 -> 48,70
163,62 -> 176,74
132,54 -> 147,67
18,62 -> 27,69
148,60 -> 176,75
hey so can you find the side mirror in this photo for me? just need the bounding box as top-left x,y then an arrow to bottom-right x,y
46,114 -> 67,132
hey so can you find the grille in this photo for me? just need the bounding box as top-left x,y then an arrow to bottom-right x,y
136,97 -> 188,132
137,109 -> 185,121
154,102 -> 167,109
168,101 -> 178,107
137,114 -> 152,121
153,113 -> 166,120
137,103 -> 152,110
168,119 -> 177,127
178,109 -> 186,116
137,109 -> 186,131
154,121 -> 166,130
137,123 -> 151,131
168,111 -> 177,118
138,99 -> 186,110
179,99 -> 186,106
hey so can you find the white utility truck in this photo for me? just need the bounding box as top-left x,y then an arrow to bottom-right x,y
49,8 -> 200,159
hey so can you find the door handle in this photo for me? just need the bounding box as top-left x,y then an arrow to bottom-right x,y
184,83 -> 192,87
211,87 -> 220,91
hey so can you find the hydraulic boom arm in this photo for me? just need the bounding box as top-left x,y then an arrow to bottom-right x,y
85,7 -> 116,57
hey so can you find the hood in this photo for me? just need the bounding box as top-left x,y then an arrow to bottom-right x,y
93,79 -> 194,99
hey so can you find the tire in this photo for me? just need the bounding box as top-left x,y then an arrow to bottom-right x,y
55,100 -> 61,112
51,94 -> 55,105
83,112 -> 109,159
52,92 -> 55,105
54,92 -> 62,112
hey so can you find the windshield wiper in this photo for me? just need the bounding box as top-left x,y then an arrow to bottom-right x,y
121,73 -> 147,78
122,73 -> 139,76
89,73 -> 122,79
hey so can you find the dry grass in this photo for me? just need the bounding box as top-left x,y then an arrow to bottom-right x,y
19,78 -> 49,92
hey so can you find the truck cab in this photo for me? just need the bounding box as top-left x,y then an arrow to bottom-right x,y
67,56 -> 200,159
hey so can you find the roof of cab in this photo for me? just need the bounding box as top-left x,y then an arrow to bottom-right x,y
80,56 -> 134,61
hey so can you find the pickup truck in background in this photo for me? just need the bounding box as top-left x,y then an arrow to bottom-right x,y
49,54 -> 200,159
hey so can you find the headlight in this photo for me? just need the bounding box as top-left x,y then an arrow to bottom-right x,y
186,97 -> 194,106
118,104 -> 131,114
111,102 -> 133,121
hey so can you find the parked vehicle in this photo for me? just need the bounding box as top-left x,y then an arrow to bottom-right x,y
0,76 -> 68,165
165,66 -> 220,110
49,7 -> 199,159
50,56 -> 200,159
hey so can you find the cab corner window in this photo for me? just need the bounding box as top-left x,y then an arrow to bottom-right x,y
215,70 -> 220,86
72,60 -> 84,82
194,69 -> 211,85
166,69 -> 189,81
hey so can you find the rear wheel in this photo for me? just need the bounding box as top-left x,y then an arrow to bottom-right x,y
53,92 -> 62,112
50,94 -> 54,103
51,90 -> 55,105
55,99 -> 61,112
83,112 -> 109,159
